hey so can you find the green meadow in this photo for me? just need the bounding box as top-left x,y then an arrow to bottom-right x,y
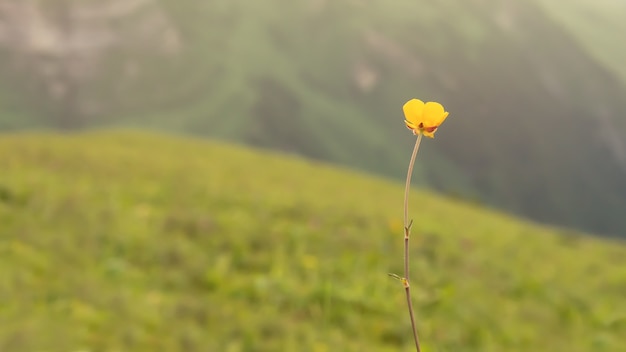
1,131 -> 625,351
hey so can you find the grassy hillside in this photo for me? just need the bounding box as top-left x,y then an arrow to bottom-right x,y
0,131 -> 625,351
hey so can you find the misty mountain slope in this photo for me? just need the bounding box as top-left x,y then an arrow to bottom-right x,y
535,0 -> 626,84
533,0 -> 626,169
0,0 -> 625,236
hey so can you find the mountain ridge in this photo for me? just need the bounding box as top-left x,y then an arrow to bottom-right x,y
0,0 -> 625,236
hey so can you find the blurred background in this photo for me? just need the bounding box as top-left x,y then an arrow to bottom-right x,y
1,0 -> 626,351
0,0 -> 625,236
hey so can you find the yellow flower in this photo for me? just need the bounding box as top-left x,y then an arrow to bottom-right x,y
403,99 -> 449,138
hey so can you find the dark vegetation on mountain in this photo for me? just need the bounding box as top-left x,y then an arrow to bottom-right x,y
0,0 -> 625,236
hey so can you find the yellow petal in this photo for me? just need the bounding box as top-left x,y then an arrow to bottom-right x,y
404,119 -> 418,130
402,99 -> 425,126
423,102 -> 447,127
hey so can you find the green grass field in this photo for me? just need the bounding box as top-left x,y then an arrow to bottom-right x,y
0,131 -> 625,351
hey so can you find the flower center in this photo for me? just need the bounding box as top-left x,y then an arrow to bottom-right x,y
418,123 -> 437,133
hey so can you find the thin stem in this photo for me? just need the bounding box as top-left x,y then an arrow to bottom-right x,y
404,134 -> 422,229
403,133 -> 423,352
405,284 -> 420,352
